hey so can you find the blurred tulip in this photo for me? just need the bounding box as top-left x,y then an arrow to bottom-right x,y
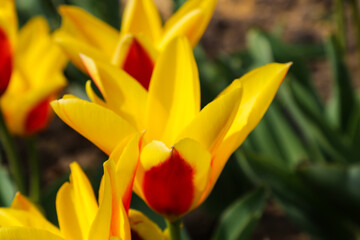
0,0 -> 16,96
0,9 -> 67,136
52,37 -> 291,221
55,0 -> 217,90
0,27 -> 12,96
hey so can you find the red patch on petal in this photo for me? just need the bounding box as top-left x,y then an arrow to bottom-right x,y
122,39 -> 154,90
143,149 -> 194,217
0,27 -> 13,96
25,98 -> 51,135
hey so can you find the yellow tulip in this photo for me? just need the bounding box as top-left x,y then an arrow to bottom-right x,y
0,140 -> 165,240
52,36 -> 291,220
0,0 -> 67,136
0,0 -> 16,96
55,0 -> 217,90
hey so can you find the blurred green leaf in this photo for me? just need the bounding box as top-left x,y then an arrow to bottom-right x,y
247,29 -> 274,65
289,79 -> 351,163
298,163 -> 360,224
246,99 -> 308,168
212,187 -> 268,240
239,151 -> 359,239
202,157 -> 252,217
326,36 -> 357,135
0,165 -> 16,207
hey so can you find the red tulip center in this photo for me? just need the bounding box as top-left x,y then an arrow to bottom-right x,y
25,98 -> 51,135
0,27 -> 13,96
143,149 -> 194,217
122,39 -> 154,91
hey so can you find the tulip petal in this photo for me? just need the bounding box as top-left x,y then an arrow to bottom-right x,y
88,164 -> 112,240
129,209 -> 164,240
55,32 -> 109,73
111,34 -> 157,71
198,63 -> 291,205
10,193 -> 43,218
1,72 -> 66,135
24,97 -> 51,135
140,138 -> 211,219
122,38 -> 154,90
0,227 -> 64,240
56,162 -> 98,240
178,85 -> 242,152
163,0 -> 217,47
0,26 -> 12,96
85,80 -> 106,108
158,9 -> 203,50
81,55 -> 147,130
147,37 -> 200,145
0,209 -> 61,237
110,134 -> 141,211
51,96 -> 136,155
58,6 -> 118,57
17,17 -> 66,84
102,160 -> 131,240
121,0 -> 162,44
0,0 -> 18,45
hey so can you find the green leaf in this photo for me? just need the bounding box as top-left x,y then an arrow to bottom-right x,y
212,187 -> 268,240
0,165 -> 16,207
325,36 -> 357,135
247,99 -> 308,167
239,151 -> 359,239
289,79 -> 351,163
298,163 -> 360,224
202,157 -> 252,217
247,29 -> 274,65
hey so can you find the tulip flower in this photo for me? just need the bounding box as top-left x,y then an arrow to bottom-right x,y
55,0 -> 217,90
0,0 -> 16,96
52,37 -> 291,223
0,1 -> 67,136
0,138 -> 165,240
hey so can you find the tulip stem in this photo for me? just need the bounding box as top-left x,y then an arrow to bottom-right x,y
0,106 -> 25,194
27,137 -> 40,203
166,219 -> 182,240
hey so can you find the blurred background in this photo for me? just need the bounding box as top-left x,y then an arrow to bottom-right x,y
2,0 -> 360,239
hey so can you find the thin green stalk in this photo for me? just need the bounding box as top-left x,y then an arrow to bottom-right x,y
349,0 -> 360,85
166,219 -> 182,240
335,0 -> 346,51
0,106 -> 25,193
27,137 -> 40,203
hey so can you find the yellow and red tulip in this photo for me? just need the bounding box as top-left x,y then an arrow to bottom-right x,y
0,140 -> 165,240
0,0 -> 16,96
55,0 -> 217,90
51,37 -> 291,220
0,0 -> 67,136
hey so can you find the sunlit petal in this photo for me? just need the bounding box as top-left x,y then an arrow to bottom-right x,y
146,37 -> 200,145
58,5 -> 118,57
178,85 -> 242,152
51,96 -> 136,155
129,209 -> 165,240
81,55 -> 147,130
163,0 -> 217,47
121,0 -> 162,44
0,227 -> 64,240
